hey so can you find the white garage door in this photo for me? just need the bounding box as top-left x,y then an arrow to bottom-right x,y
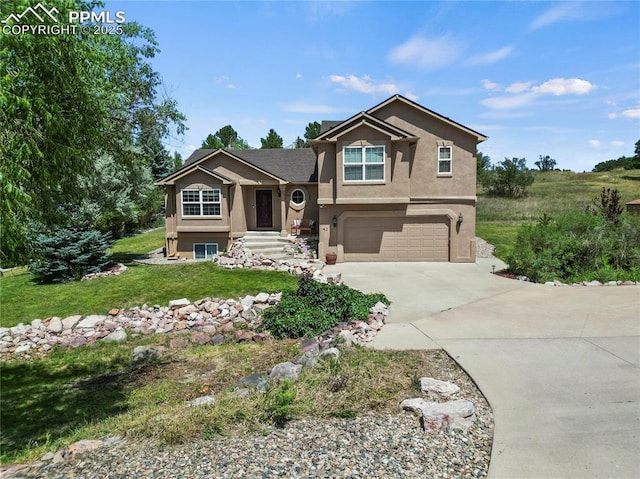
343,217 -> 449,262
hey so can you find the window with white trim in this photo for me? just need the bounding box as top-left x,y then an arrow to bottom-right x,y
343,146 -> 385,182
438,146 -> 452,175
182,188 -> 221,217
193,243 -> 218,259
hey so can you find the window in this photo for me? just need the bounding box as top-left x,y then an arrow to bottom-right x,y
193,243 -> 218,259
182,188 -> 221,217
343,146 -> 385,182
438,146 -> 452,175
291,188 -> 305,206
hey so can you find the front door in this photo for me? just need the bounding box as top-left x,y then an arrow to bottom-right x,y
256,189 -> 273,228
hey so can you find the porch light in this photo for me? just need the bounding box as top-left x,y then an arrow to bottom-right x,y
277,186 -> 281,197
457,213 -> 464,224
332,215 -> 338,227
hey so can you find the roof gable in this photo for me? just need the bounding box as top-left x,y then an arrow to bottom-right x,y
156,148 -> 317,185
367,94 -> 487,142
313,112 -> 418,143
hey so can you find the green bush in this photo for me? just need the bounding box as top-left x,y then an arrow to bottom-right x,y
28,228 -> 113,283
507,211 -> 640,283
480,157 -> 535,198
262,274 -> 389,339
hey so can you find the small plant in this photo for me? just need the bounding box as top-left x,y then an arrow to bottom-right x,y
261,379 -> 297,427
592,187 -> 624,225
261,274 -> 389,339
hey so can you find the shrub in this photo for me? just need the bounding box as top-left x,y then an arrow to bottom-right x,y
481,157 -> 535,198
262,274 -> 388,339
28,228 -> 113,283
507,211 -> 640,283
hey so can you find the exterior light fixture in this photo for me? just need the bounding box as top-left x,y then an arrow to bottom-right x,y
457,213 -> 464,224
332,215 -> 338,227
276,186 -> 281,197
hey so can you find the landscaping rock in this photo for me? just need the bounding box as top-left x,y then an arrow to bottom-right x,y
187,395 -> 215,407
169,298 -> 191,308
319,347 -> 340,361
47,317 -> 63,333
62,315 -> 82,330
270,362 -> 302,382
401,398 -> 475,431
237,372 -> 268,393
77,315 -> 106,329
419,377 -> 460,397
133,345 -> 166,362
103,329 -> 127,343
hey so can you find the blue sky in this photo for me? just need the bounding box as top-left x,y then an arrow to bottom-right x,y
105,0 -> 640,172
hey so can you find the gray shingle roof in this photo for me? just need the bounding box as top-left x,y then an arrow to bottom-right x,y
184,148 -> 317,183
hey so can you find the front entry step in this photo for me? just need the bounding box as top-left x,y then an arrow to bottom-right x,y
241,231 -> 290,258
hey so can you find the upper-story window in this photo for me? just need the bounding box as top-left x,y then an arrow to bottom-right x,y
343,146 -> 385,182
182,188 -> 221,217
438,146 -> 452,175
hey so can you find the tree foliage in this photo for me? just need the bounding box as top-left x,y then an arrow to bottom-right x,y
0,0 -> 185,266
592,140 -> 640,172
28,228 -> 113,284
480,157 -> 535,198
534,155 -> 557,171
303,121 -> 321,147
260,128 -> 283,149
201,125 -> 251,150
475,151 -> 491,184
201,133 -> 224,149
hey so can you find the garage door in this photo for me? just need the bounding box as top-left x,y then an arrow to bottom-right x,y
343,217 -> 449,262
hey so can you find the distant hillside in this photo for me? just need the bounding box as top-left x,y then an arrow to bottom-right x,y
477,169 -> 640,222
593,140 -> 640,172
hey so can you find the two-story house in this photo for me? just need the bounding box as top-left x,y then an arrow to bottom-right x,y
156,95 -> 487,263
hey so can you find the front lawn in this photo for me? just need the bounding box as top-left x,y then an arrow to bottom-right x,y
0,229 -> 298,327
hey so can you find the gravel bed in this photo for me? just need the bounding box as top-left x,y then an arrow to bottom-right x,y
5,372 -> 493,479
475,237 -> 496,259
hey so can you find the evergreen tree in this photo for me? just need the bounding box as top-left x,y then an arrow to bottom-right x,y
260,129 -> 283,149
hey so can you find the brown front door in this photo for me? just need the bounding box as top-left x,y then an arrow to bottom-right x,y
256,189 -> 273,228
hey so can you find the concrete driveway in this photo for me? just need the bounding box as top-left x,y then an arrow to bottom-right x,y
325,260 -> 640,479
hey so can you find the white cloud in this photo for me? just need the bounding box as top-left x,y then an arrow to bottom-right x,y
482,78 -> 596,111
481,93 -> 536,110
466,46 -> 514,66
387,34 -> 462,70
295,73 -> 302,79
505,81 -> 532,94
622,108 -> 640,119
281,102 -> 348,114
532,78 -> 596,96
481,79 -> 500,91
227,84 -> 237,89
611,140 -> 625,147
329,74 -> 399,96
589,139 -> 601,147
529,2 -> 581,30
405,92 -> 419,101
608,113 -> 618,120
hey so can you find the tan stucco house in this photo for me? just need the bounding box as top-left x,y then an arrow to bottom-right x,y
157,95 -> 487,263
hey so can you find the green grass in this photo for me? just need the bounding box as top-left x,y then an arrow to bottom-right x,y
477,169 -> 640,222
0,337 -> 462,463
475,223 -> 520,260
0,229 -> 298,327
476,169 -> 640,259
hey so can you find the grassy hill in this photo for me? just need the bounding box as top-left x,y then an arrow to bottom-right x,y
477,169 -> 640,259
